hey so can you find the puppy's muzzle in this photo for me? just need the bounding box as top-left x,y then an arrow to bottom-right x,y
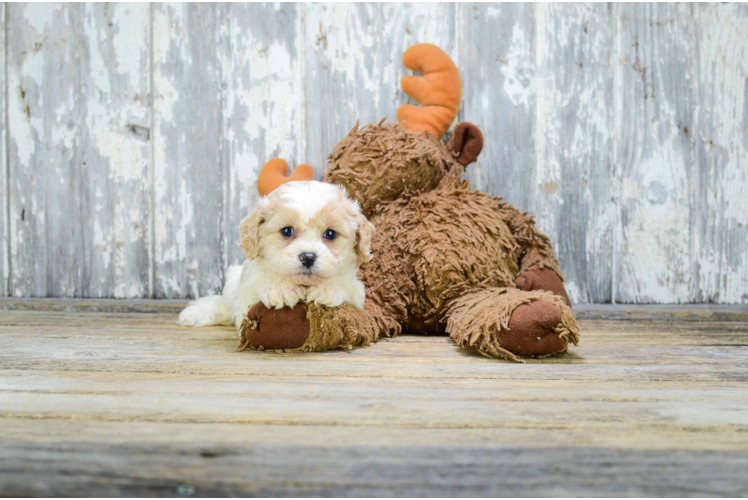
299,252 -> 317,268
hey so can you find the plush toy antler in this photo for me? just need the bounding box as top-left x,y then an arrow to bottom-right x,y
397,44 -> 462,139
257,158 -> 315,196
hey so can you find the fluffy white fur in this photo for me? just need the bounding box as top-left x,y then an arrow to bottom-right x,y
178,181 -> 374,328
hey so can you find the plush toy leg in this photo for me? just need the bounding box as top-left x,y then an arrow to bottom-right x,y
238,302 -> 384,352
515,268 -> 572,308
302,302 -> 382,350
445,288 -> 579,363
238,303 -> 310,351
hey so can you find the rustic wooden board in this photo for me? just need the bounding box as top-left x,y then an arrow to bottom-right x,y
7,3 -> 84,297
4,312 -> 748,345
1,429 -> 744,497
458,3 -> 618,305
693,3 -> 748,303
0,307 -> 747,496
614,3 -> 697,303
532,3 -> 616,304
6,368 -> 748,429
152,3 -> 225,299
79,3 -> 151,298
0,3 -> 7,297
3,332 -> 748,384
222,3 -> 302,268
3,296 -> 748,323
6,3 -> 151,298
302,3 -> 456,172
459,3 -> 535,210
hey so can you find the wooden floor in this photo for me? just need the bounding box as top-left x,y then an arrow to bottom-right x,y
1,300 -> 748,497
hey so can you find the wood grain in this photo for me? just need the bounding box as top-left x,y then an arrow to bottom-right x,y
302,3 -> 456,172
459,3 -> 535,209
0,3 -> 7,297
4,297 -> 748,322
80,3 -> 151,298
1,3 -> 748,304
614,4 -> 697,303
1,306 -> 747,496
7,3 -> 84,297
533,4 -> 615,304
693,3 -> 748,303
1,432 -> 744,497
152,3 -> 225,299
222,3 -> 302,268
6,4 -> 150,298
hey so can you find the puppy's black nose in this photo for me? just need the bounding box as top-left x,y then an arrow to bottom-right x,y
299,253 -> 317,268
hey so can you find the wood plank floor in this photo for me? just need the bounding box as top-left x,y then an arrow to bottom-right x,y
1,302 -> 747,497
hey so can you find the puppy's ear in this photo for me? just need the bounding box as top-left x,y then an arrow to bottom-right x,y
239,207 -> 264,260
354,215 -> 375,265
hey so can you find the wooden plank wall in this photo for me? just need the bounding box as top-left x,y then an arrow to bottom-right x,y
1,4 -> 7,299
1,3 -> 747,304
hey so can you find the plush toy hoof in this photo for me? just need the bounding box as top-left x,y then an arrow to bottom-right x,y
239,303 -> 310,351
515,268 -> 572,308
498,300 -> 569,356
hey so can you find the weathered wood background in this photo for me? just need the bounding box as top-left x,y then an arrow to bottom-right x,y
1,3 -> 747,303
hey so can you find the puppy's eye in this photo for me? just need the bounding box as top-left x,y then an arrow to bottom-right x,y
280,227 -> 294,238
323,229 -> 337,241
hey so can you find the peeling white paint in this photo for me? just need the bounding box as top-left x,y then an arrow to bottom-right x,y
3,3 -> 747,302
110,5 -> 147,88
615,3 -> 698,304
8,85 -> 38,168
97,130 -> 146,181
693,3 -> 748,303
0,3 -> 6,296
486,6 -> 501,18
8,44 -> 46,168
619,143 -> 693,303
500,24 -> 534,108
302,3 -> 455,172
23,2 -> 61,35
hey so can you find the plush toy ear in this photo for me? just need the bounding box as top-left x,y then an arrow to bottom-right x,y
257,158 -> 315,197
239,207 -> 264,260
354,215 -> 375,265
452,122 -> 483,166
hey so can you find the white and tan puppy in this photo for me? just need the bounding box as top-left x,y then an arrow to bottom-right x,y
178,181 -> 374,328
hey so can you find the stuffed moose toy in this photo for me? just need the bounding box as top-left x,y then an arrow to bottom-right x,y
238,44 -> 579,362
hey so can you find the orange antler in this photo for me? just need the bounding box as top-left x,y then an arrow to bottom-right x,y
257,158 -> 314,197
397,44 -> 462,139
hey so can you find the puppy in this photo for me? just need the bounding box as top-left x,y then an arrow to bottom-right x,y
178,181 -> 375,328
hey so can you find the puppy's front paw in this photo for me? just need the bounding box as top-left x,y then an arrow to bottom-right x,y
178,305 -> 215,327
260,282 -> 306,309
306,284 -> 345,308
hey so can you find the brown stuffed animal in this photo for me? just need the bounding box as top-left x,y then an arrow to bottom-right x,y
239,44 -> 578,362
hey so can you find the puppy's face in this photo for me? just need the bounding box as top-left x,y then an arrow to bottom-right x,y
239,181 -> 374,286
